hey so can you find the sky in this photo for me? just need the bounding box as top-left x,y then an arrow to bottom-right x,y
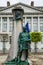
0,0 -> 43,6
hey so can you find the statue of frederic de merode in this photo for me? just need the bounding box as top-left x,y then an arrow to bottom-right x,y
5,7 -> 31,65
17,27 -> 31,62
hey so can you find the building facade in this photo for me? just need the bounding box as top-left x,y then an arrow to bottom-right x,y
0,1 -> 43,53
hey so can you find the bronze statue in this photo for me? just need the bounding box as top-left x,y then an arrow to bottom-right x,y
17,27 -> 31,62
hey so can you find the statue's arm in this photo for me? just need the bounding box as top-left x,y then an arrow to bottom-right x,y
28,33 -> 31,43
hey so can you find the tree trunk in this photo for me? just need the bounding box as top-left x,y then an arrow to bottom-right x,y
35,42 -> 37,53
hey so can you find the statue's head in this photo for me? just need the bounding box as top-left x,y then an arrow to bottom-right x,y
23,27 -> 26,32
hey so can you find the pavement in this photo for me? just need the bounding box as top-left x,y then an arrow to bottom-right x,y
29,53 -> 43,65
0,54 -> 8,65
0,53 -> 43,65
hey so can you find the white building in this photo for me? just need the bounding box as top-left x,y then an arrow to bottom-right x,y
0,1 -> 43,53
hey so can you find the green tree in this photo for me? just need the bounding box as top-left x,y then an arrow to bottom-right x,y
30,32 -> 42,53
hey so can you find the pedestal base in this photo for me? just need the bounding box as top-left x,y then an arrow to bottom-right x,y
5,58 -> 29,65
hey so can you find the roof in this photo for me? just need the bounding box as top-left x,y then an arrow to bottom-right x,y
35,6 -> 43,11
0,7 -> 6,10
0,2 -> 43,12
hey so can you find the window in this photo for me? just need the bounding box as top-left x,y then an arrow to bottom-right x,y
0,23 -> 1,30
27,17 -> 31,24
26,17 -> 31,31
33,24 -> 38,32
2,17 -> 7,22
9,17 -> 13,22
0,17 -> 1,22
40,17 -> 43,32
33,17 -> 38,32
0,42 -> 3,51
9,17 -> 13,32
5,42 -> 10,50
2,17 -> 7,32
41,35 -> 43,44
40,24 -> 43,32
2,23 -> 7,32
9,23 -> 13,32
0,42 -> 10,53
0,17 -> 1,30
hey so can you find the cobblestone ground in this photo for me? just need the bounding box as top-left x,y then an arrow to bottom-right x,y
0,54 -> 8,65
0,53 -> 43,65
29,53 -> 43,65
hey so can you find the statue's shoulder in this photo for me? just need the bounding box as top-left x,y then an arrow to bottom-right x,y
19,32 -> 23,35
19,32 -> 22,37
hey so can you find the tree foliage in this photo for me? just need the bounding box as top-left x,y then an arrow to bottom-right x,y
30,32 -> 42,43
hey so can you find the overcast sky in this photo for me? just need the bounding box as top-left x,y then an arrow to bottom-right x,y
0,0 -> 43,6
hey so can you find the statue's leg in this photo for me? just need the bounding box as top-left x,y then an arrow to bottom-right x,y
17,50 -> 23,62
25,49 -> 28,60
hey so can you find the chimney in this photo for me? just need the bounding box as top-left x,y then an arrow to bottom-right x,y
7,1 -> 10,7
31,1 -> 34,6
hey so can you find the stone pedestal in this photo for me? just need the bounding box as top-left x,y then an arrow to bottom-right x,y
8,7 -> 24,61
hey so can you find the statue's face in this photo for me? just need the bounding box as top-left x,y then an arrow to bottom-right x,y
15,11 -> 21,20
